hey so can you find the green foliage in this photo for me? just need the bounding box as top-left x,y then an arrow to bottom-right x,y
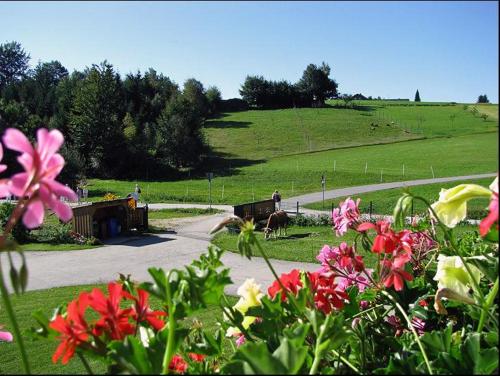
0,202 -> 29,243
0,41 -> 30,87
477,94 -> 490,104
414,89 -> 421,102
70,61 -> 126,177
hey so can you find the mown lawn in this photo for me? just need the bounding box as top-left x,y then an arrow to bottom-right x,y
19,243 -> 98,252
211,223 -> 482,266
211,224 -> 377,266
148,208 -> 222,220
0,284 -> 237,374
87,132 -> 498,205
304,177 -> 494,218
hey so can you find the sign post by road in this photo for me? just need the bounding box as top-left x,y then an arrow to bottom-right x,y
321,174 -> 326,210
207,172 -> 214,211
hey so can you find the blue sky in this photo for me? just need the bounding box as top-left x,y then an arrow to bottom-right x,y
1,1 -> 498,102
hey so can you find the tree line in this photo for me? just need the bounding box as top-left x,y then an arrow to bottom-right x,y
239,62 -> 339,109
0,41 -> 223,184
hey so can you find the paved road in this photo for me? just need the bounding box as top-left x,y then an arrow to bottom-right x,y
2,207 -> 319,296
282,173 -> 497,206
1,173 -> 495,296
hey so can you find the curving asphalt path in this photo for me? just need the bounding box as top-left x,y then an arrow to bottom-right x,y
1,173 -> 495,296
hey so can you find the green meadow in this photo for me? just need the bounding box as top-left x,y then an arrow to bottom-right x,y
304,177 -> 494,217
86,101 -> 497,205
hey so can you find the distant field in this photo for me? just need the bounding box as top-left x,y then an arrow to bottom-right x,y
304,177 -> 494,218
88,132 -> 497,204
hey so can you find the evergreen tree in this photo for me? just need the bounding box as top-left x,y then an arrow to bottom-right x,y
414,89 -> 421,102
70,61 -> 125,176
0,41 -> 30,88
477,94 -> 489,103
156,94 -> 205,169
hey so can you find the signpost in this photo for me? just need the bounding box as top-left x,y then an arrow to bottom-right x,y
207,172 -> 213,210
321,174 -> 326,210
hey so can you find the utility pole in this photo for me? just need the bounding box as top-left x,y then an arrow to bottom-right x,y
207,172 -> 213,211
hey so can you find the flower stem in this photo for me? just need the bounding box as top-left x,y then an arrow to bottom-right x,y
0,198 -> 31,374
477,277 -> 499,332
77,352 -> 94,375
162,271 -> 176,375
0,263 -> 31,374
331,349 -> 360,374
381,290 -> 432,375
309,314 -> 331,375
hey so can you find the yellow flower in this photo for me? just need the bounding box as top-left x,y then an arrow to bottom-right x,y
235,278 -> 264,312
431,184 -> 492,227
433,255 -> 482,297
225,278 -> 263,337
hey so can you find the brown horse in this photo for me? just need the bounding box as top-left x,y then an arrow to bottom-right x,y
263,210 -> 289,239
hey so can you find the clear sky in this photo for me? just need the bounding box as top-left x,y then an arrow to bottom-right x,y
1,1 -> 498,102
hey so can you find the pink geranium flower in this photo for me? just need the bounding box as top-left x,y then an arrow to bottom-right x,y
0,323 -> 13,342
480,192 -> 498,237
332,197 -> 361,236
380,251 -> 413,291
0,143 -> 10,198
2,128 -> 77,228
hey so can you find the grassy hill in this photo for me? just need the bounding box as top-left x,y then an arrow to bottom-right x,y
87,100 -> 497,204
204,101 -> 497,161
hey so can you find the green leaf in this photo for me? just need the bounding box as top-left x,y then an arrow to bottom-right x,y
273,338 -> 308,374
9,264 -> 20,295
108,336 -> 153,374
233,342 -> 287,374
358,288 -> 377,302
475,348 -> 499,374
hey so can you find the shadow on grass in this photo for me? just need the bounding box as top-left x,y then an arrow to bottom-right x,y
204,120 -> 252,129
263,233 -> 313,241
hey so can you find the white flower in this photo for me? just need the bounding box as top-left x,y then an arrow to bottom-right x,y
433,255 -> 482,297
431,184 -> 492,227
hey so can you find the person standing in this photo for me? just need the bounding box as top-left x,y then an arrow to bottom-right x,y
272,190 -> 281,211
134,184 -> 141,203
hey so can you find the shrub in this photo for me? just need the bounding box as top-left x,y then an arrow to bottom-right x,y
0,202 -> 30,243
290,213 -> 331,226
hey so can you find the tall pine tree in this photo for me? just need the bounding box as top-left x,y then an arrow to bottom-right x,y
414,89 -> 421,102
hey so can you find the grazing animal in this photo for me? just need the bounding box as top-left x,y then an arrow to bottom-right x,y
264,210 -> 289,239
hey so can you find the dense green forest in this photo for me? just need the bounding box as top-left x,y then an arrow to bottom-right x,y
0,41 -> 341,185
0,41 -> 222,183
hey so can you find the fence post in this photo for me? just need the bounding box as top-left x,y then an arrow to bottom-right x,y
296,201 -> 299,216
369,201 -> 373,220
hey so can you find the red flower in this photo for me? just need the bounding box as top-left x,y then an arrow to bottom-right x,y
123,289 -> 166,330
88,282 -> 135,340
418,299 -> 429,307
307,272 -> 349,314
480,192 -> 498,237
50,292 -> 90,364
381,252 -> 413,291
169,355 -> 188,373
268,269 -> 303,301
358,221 -> 413,254
188,352 -> 206,362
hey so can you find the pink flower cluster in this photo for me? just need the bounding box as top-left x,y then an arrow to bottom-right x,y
0,128 -> 76,229
316,243 -> 371,292
332,197 -> 360,236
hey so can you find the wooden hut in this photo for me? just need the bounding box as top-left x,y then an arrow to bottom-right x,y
71,198 -> 148,239
233,199 -> 275,222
